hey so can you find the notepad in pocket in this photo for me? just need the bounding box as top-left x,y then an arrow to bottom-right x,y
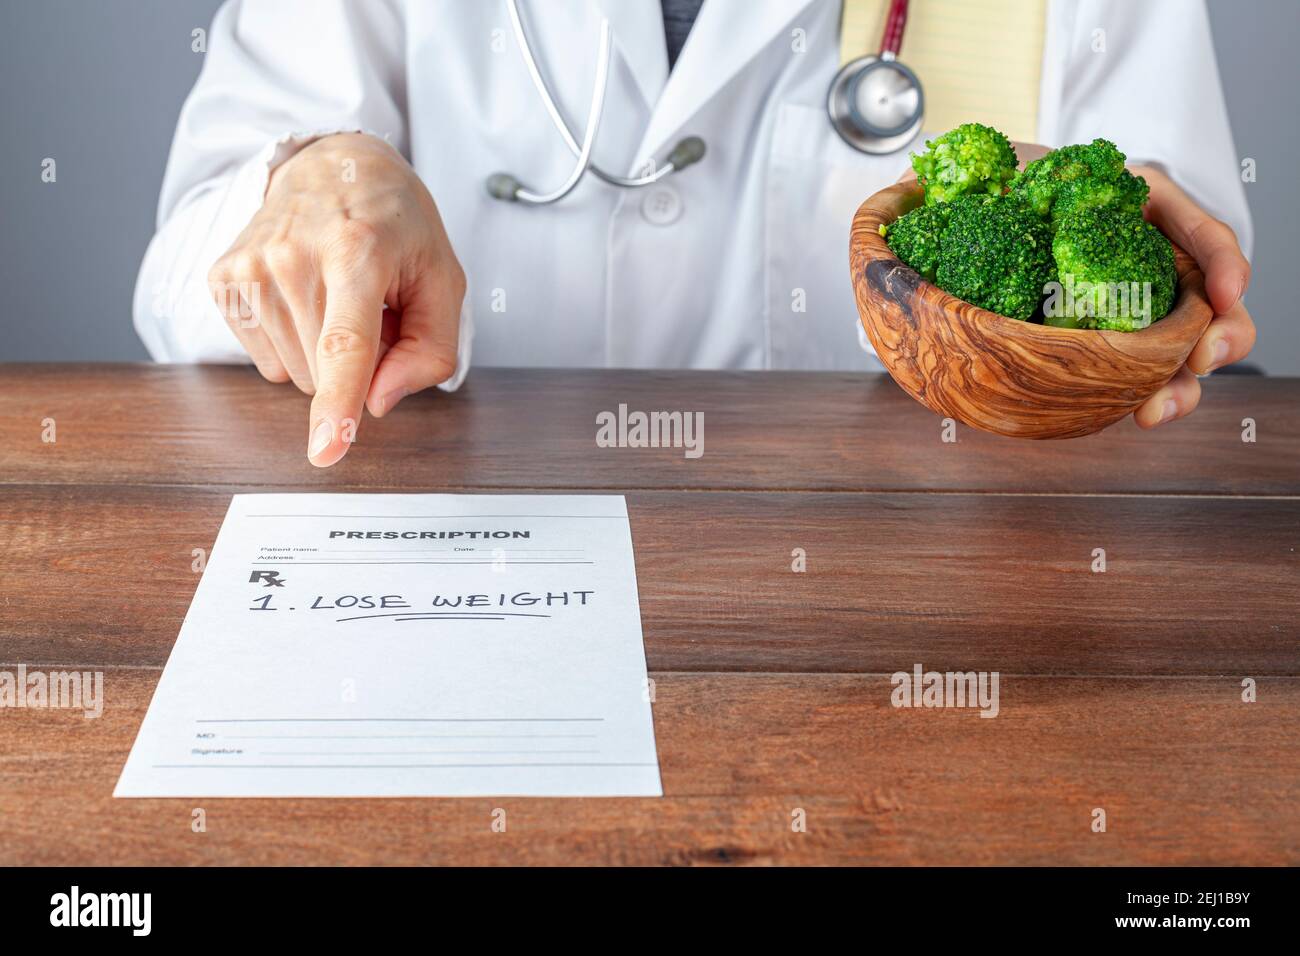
840,0 -> 1047,143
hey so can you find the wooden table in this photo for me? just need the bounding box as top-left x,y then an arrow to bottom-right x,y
1,364 -> 1297,865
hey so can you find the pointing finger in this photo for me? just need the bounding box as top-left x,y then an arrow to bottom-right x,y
307,241 -> 388,466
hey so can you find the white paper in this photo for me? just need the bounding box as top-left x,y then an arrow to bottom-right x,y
115,494 -> 661,797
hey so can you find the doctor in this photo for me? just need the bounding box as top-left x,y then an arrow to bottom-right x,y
135,0 -> 1255,467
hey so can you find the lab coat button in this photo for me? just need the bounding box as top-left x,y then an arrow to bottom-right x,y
641,186 -> 683,225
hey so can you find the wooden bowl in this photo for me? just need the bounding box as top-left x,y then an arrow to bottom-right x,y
849,183 -> 1214,439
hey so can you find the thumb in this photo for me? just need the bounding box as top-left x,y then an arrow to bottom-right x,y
365,266 -> 464,417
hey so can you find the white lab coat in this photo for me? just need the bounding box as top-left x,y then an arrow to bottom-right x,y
134,0 -> 1251,383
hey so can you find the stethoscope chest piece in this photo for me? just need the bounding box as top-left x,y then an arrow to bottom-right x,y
827,54 -> 924,155
827,0 -> 924,154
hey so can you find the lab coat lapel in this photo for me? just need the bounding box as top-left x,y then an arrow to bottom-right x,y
636,0 -> 818,160
591,0 -> 669,110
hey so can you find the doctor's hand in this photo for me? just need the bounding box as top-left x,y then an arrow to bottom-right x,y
897,145 -> 1255,428
208,132 -> 465,467
1128,165 -> 1254,429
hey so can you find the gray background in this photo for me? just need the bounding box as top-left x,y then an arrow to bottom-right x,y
2,0 -> 1296,370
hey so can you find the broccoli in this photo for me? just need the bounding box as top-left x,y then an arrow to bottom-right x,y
910,123 -> 1018,204
883,201 -> 956,280
1046,206 -> 1175,331
1010,138 -> 1149,226
935,195 -> 1056,320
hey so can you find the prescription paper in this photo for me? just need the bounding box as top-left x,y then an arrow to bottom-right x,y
115,494 -> 661,797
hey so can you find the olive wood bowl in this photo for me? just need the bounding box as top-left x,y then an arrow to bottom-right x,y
849,183 -> 1213,439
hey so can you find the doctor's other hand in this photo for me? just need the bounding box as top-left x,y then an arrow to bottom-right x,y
897,145 -> 1254,428
1129,165 -> 1254,429
207,132 -> 465,467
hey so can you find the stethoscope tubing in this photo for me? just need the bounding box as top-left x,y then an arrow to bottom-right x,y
880,0 -> 908,56
494,0 -> 919,203
493,0 -> 693,204
505,0 -> 675,189
511,16 -> 611,204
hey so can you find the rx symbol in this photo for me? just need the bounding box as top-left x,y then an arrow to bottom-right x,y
250,570 -> 286,587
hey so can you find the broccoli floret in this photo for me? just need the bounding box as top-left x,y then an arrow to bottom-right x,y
911,123 -> 1018,205
1046,206 -> 1176,331
884,202 -> 956,280
1010,138 -> 1149,226
935,195 -> 1055,320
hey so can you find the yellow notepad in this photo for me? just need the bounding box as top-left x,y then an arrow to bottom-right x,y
839,0 -> 1046,144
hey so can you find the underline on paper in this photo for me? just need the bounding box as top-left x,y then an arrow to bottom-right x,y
392,615 -> 505,622
396,615 -> 507,621
195,717 -> 605,723
334,611 -> 552,622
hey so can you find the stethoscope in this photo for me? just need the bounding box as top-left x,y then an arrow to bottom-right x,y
487,0 -> 706,204
828,0 -> 925,153
487,0 -> 923,205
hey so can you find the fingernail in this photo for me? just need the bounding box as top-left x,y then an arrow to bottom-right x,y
379,387 -> 409,415
1157,399 -> 1178,425
308,419 -> 334,458
1206,337 -> 1230,372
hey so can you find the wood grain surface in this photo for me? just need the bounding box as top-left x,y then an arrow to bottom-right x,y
2,670 -> 1295,866
0,364 -> 1297,866
2,484 -> 1296,675
2,365 -> 1297,494
851,184 -> 1214,439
